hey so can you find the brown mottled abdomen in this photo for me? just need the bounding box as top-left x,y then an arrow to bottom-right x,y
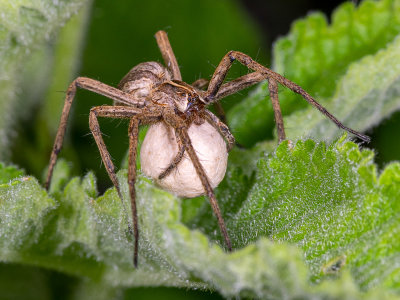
118,62 -> 171,103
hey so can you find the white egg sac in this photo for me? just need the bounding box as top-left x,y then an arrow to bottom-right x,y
140,121 -> 228,198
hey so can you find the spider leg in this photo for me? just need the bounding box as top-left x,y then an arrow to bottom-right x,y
192,78 -> 209,90
155,30 -> 182,80
89,107 -> 128,201
128,118 -> 140,268
163,110 -> 232,251
176,126 -> 232,251
191,78 -> 228,125
268,78 -> 286,143
90,105 -> 162,267
203,110 -> 235,151
159,109 -> 236,179
205,51 -> 370,143
213,72 -> 266,101
204,72 -> 285,142
217,73 -> 285,142
213,102 -> 228,125
208,72 -> 267,129
158,131 -> 185,180
45,77 -> 146,190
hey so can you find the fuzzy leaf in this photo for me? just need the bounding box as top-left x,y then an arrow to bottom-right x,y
227,0 -> 400,146
0,163 -> 24,184
284,33 -> 400,140
0,0 -> 92,159
229,137 -> 400,291
1,137 -> 399,299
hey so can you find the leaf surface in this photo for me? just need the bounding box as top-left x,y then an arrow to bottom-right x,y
1,138 -> 399,299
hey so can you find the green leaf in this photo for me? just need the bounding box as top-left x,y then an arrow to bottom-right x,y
0,0 -> 92,159
228,0 -> 400,146
285,33 -> 400,140
0,162 -> 24,184
1,137 -> 399,299
229,137 -> 400,291
2,0 -> 400,298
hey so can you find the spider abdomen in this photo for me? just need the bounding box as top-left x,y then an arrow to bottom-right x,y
140,121 -> 228,198
118,62 -> 171,102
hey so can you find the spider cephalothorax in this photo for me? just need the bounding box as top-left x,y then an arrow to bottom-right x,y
152,80 -> 206,117
45,30 -> 369,267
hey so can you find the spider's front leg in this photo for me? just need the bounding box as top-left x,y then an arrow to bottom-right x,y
192,78 -> 229,125
196,71 -> 284,141
177,126 -> 232,251
157,109 -> 235,181
203,110 -> 235,151
157,131 -> 185,180
204,51 -> 370,143
45,77 -> 146,190
162,111 -> 232,252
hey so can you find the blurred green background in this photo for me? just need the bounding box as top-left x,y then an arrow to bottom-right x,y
6,0 -> 400,299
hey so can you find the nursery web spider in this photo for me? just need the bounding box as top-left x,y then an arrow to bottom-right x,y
45,30 -> 370,267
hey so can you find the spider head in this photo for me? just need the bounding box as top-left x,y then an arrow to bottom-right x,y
163,81 -> 205,114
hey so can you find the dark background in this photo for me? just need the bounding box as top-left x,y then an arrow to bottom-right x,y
9,0 -> 400,298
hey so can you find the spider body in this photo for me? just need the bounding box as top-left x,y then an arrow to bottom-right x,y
118,61 -> 208,124
45,30 -> 369,267
117,62 -> 171,104
117,62 -> 229,197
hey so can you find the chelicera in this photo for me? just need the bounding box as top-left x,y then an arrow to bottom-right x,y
45,30 -> 370,267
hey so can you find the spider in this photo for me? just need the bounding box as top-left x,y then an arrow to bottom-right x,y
45,30 -> 370,267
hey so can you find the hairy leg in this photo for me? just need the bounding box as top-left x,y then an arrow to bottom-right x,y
88,106 -> 137,201
155,30 -> 182,81
177,126 -> 232,251
268,78 -> 286,143
162,109 -> 232,251
204,51 -> 370,142
203,110 -> 235,151
192,78 -> 228,124
213,72 -> 266,101
158,130 -> 186,180
45,77 -> 145,190
191,78 -> 209,90
159,108 -> 236,180
89,105 -> 161,267
128,118 -> 140,267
